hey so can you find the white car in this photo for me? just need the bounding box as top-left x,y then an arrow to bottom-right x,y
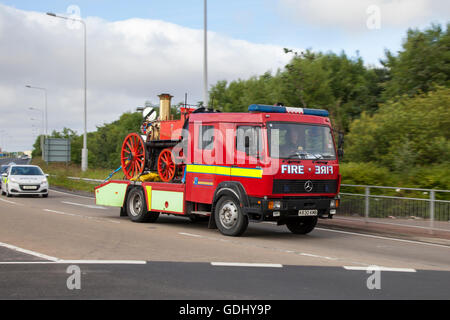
1,165 -> 49,198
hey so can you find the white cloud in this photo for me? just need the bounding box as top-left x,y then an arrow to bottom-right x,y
0,4 -> 294,152
279,0 -> 448,31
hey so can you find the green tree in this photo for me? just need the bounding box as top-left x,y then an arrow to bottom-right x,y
382,23 -> 450,99
345,87 -> 450,171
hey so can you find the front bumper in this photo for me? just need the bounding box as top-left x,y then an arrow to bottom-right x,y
8,182 -> 48,195
244,197 -> 339,222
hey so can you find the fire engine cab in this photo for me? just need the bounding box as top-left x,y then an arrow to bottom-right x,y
95,96 -> 341,237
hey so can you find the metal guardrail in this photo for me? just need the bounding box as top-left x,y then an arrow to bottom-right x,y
339,184 -> 450,232
67,176 -> 103,183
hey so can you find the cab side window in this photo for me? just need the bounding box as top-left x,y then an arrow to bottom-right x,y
236,126 -> 262,157
199,125 -> 215,150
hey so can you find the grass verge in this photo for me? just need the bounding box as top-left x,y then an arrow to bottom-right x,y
31,157 -> 120,194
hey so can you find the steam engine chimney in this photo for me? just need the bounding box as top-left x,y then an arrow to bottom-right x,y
158,93 -> 173,121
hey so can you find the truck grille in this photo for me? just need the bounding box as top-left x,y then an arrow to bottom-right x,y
273,180 -> 337,194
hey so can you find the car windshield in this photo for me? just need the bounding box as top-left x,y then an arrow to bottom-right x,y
10,166 -> 44,176
268,122 -> 336,159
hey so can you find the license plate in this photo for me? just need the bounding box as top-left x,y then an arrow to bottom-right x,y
23,186 -> 37,190
298,210 -> 318,217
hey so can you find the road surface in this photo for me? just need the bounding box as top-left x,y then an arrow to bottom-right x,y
0,185 -> 449,299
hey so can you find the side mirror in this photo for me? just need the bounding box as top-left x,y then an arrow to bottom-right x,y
338,132 -> 344,149
1,173 -> 7,177
45,174 -> 49,177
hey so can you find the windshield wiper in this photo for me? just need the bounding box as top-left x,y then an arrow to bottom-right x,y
287,152 -> 320,160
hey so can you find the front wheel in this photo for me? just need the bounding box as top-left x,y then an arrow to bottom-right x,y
215,196 -> 248,237
126,187 -> 159,223
286,217 -> 318,234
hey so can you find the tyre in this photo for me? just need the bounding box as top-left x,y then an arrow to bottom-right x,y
214,196 -> 248,237
42,194 -> 48,198
286,217 -> 318,235
126,187 -> 159,223
5,185 -> 12,198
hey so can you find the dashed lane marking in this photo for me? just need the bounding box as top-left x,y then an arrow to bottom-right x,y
211,262 -> 283,268
343,266 -> 416,272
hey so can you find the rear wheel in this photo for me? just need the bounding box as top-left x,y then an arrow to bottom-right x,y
126,187 -> 159,223
286,217 -> 318,234
215,196 -> 248,237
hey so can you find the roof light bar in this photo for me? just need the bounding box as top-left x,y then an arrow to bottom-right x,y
248,104 -> 329,117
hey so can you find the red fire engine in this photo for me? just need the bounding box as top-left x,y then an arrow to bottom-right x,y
95,96 -> 342,236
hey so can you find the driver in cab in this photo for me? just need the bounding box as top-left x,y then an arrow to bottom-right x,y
281,128 -> 304,157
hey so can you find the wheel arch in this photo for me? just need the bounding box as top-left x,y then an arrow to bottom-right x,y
208,181 -> 249,229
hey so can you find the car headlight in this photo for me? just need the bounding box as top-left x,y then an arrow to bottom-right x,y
9,178 -> 18,183
41,180 -> 48,185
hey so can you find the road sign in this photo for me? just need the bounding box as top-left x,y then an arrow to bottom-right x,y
43,138 -> 71,163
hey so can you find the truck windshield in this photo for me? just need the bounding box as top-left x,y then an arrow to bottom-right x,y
268,122 -> 336,160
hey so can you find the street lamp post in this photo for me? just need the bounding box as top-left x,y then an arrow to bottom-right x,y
29,107 -> 45,136
203,0 -> 209,108
47,12 -> 88,171
25,86 -> 47,136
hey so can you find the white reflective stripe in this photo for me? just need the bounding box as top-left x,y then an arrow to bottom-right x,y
211,262 -> 283,268
344,266 -> 416,272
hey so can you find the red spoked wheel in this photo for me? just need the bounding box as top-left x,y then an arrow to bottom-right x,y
121,133 -> 146,180
158,148 -> 176,182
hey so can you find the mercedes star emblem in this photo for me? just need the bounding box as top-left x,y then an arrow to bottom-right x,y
304,180 -> 314,192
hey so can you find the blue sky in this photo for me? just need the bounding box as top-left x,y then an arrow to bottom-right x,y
0,1 -> 448,151
3,0 -> 448,66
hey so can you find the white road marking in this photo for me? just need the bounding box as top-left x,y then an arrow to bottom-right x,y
343,266 -> 416,273
0,241 -> 145,265
62,201 -> 107,210
43,209 -> 79,217
316,228 -> 450,249
334,216 -> 450,233
179,232 -> 203,238
0,260 -> 146,265
56,260 -> 147,265
0,241 -> 59,262
50,189 -> 95,199
300,253 -> 338,261
211,262 -> 283,268
42,209 -> 119,224
179,231 -> 362,265
0,198 -> 23,206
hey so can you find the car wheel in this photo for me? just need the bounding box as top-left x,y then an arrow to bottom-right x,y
214,196 -> 248,237
42,194 -> 48,198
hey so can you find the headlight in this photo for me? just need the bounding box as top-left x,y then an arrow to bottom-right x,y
9,178 -> 18,183
268,201 -> 282,210
41,180 -> 48,185
330,199 -> 340,208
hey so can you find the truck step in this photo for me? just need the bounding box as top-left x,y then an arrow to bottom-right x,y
191,211 -> 211,216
